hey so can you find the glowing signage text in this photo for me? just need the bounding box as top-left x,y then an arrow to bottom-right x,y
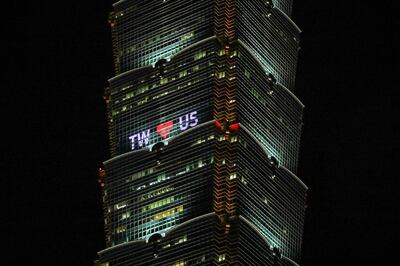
128,111 -> 199,150
129,129 -> 150,150
179,111 -> 198,131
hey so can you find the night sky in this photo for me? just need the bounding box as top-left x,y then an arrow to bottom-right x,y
5,0 -> 396,265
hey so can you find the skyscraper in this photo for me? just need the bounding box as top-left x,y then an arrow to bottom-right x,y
96,0 -> 307,265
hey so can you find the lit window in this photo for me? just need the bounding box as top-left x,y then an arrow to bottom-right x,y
153,205 -> 184,220
123,92 -> 134,100
174,260 -> 185,266
218,49 -> 226,56
121,212 -> 130,220
194,51 -> 207,60
181,31 -> 194,41
218,254 -> 226,262
140,186 -> 173,201
142,196 -> 176,212
217,72 -> 226,79
116,225 -> 127,233
160,78 -> 168,85
137,97 -> 148,106
179,70 -> 187,78
198,159 -> 204,168
175,235 -> 187,244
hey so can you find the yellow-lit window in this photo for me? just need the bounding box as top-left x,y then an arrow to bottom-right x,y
174,260 -> 185,266
153,205 -> 184,220
141,196 -> 175,212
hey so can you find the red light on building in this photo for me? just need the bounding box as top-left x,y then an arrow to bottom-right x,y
229,123 -> 239,132
156,120 -> 174,139
215,120 -> 223,131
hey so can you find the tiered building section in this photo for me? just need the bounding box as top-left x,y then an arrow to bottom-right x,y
97,0 -> 307,265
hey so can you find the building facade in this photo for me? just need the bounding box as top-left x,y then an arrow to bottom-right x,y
97,0 -> 307,265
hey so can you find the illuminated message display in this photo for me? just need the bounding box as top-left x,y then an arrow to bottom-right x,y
128,111 -> 199,150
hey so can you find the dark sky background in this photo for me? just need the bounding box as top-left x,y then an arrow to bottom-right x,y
5,0 -> 397,265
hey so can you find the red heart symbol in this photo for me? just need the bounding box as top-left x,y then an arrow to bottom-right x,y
156,120 -> 174,139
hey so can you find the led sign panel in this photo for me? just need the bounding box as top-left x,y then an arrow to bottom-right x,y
128,111 -> 199,150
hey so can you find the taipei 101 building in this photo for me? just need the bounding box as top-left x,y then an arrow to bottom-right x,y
96,0 -> 308,265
